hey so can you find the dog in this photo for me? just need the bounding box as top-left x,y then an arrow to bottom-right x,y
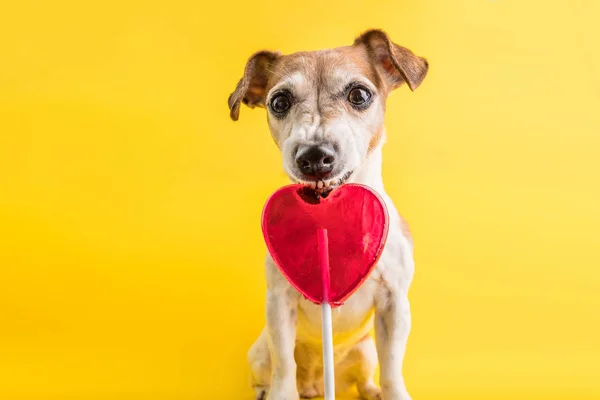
228,29 -> 428,400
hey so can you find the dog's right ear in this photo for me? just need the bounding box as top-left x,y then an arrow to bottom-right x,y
354,29 -> 428,92
228,50 -> 281,121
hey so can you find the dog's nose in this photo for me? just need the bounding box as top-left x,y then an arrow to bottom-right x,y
295,145 -> 336,179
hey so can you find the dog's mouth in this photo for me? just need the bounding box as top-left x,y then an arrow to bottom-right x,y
292,171 -> 354,197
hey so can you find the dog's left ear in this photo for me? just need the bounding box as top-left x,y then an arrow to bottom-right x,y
228,50 -> 281,121
354,29 -> 429,91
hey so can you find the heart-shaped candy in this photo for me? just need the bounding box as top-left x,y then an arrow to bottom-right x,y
261,184 -> 389,307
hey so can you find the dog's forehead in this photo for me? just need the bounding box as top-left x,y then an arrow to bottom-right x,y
268,46 -> 379,91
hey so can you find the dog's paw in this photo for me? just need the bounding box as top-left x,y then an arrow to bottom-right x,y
380,386 -> 411,400
266,392 -> 300,400
358,381 -> 382,400
360,388 -> 382,400
298,384 -> 320,399
266,386 -> 300,400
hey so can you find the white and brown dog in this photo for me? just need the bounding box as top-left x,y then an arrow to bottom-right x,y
228,29 -> 428,400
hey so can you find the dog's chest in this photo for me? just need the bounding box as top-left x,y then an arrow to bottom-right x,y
296,276 -> 378,346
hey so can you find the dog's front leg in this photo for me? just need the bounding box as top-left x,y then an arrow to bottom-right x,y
375,287 -> 412,400
266,288 -> 299,400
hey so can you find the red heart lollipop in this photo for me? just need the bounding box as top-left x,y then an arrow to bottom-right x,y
261,184 -> 389,307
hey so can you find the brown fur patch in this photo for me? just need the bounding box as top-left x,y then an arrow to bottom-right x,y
258,45 -> 387,102
368,127 -> 384,153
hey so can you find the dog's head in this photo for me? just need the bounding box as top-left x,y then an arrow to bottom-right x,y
228,29 -> 428,193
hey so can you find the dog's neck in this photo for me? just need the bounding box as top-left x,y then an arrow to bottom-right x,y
350,132 -> 399,220
350,133 -> 386,194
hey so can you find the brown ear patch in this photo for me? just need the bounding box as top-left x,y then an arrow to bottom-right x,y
354,29 -> 429,91
228,50 -> 280,121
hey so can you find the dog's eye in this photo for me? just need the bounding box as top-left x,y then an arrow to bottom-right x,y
270,92 -> 292,115
347,87 -> 371,106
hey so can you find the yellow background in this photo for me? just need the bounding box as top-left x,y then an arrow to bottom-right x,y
1,1 -> 599,399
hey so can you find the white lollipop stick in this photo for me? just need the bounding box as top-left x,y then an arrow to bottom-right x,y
317,228 -> 335,400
